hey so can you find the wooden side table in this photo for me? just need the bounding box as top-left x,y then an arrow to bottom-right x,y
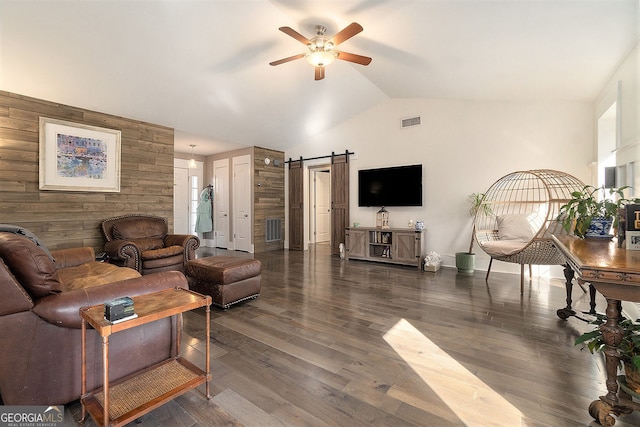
552,235 -> 640,426
80,287 -> 211,427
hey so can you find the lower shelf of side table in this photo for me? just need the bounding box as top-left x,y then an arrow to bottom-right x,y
82,357 -> 208,427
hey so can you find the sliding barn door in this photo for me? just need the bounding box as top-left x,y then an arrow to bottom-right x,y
331,153 -> 349,255
288,159 -> 304,250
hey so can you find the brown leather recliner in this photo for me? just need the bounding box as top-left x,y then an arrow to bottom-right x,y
101,214 -> 199,275
0,231 -> 187,405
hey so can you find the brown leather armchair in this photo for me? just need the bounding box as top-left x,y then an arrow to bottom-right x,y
101,214 -> 200,275
0,231 -> 187,405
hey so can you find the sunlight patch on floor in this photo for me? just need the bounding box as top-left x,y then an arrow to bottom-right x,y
383,318 -> 524,426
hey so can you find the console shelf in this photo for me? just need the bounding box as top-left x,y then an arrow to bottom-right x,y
345,227 -> 425,269
81,358 -> 205,426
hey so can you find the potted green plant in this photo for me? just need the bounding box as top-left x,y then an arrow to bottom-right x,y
559,185 -> 640,238
455,192 -> 488,273
575,315 -> 640,393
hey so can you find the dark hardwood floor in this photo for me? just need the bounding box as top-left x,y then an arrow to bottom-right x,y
67,244 -> 640,426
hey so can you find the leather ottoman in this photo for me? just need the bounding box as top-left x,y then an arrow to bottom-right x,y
186,256 -> 261,308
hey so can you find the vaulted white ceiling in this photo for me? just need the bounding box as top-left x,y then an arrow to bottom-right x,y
1,0 -> 638,155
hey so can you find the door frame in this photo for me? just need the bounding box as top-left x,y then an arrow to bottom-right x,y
309,165 -> 331,244
288,155 -> 349,252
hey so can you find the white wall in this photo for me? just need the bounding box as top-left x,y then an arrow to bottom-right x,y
285,98 -> 594,276
595,40 -> 640,168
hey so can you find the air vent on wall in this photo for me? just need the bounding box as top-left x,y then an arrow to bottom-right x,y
265,218 -> 282,242
401,116 -> 421,128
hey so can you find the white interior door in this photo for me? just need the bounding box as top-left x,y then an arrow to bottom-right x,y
233,155 -> 251,252
173,164 -> 189,234
315,170 -> 331,243
214,159 -> 230,249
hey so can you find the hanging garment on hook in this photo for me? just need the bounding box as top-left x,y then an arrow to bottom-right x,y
195,187 -> 213,233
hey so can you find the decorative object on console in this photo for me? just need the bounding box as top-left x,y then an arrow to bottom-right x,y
558,185 -> 640,239
376,207 -> 390,229
414,220 -> 425,230
625,204 -> 640,250
104,296 -> 135,322
39,116 -> 121,192
586,217 -> 614,238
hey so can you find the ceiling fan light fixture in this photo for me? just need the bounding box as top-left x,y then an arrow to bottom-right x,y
306,50 -> 336,67
270,22 -> 370,80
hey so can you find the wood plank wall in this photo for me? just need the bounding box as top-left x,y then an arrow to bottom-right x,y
253,146 -> 285,252
0,91 -> 174,251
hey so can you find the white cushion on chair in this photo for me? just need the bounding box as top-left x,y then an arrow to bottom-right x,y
497,214 -> 537,241
480,240 -> 529,257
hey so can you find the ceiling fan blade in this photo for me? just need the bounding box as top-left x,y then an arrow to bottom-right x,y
315,67 -> 325,81
330,22 -> 363,45
279,26 -> 311,45
336,51 -> 372,66
269,53 -> 306,66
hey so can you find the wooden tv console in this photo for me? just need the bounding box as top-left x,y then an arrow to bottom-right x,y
345,227 -> 425,269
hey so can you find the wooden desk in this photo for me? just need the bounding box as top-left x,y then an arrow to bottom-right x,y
552,235 -> 640,426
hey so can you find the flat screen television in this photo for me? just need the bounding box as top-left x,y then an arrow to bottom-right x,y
358,164 -> 422,207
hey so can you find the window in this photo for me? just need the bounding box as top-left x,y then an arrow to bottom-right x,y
190,175 -> 199,234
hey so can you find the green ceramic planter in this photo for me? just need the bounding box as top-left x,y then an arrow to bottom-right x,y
455,252 -> 475,274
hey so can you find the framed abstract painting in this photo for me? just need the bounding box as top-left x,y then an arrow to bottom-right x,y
39,117 -> 121,192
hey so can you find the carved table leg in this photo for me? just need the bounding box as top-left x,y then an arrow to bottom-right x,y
589,396 -> 635,426
589,400 -> 617,427
601,298 -> 623,402
557,264 -> 576,319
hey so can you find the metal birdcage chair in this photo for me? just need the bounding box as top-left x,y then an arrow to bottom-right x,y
474,169 -> 585,294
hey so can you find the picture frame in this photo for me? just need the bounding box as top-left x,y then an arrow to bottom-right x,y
39,117 -> 121,192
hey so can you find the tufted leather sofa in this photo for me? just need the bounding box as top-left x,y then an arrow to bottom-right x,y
0,231 -> 187,405
101,214 -> 200,275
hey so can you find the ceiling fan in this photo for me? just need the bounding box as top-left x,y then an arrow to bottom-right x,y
269,22 -> 372,81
